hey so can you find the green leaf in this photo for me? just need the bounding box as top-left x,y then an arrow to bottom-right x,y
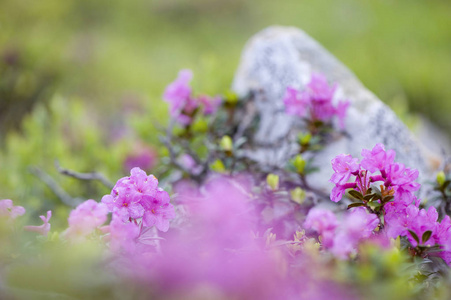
372,186 -> 382,197
348,190 -> 364,200
422,230 -> 432,244
382,195 -> 394,203
363,194 -> 376,201
368,201 -> 381,208
444,180 -> 451,189
347,202 -> 365,209
408,230 -> 420,245
304,166 -> 320,174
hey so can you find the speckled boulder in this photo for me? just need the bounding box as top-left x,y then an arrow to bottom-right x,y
232,26 -> 441,194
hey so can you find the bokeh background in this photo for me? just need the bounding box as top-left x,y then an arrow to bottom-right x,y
1,0 -> 450,226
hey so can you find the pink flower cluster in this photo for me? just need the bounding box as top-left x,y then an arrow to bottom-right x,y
101,167 -> 175,232
283,73 -> 349,129
118,176 -> 354,299
330,143 -> 451,264
64,200 -> 108,240
1,199 -> 52,236
103,210 -> 141,254
329,143 -> 420,203
163,69 -> 222,125
304,207 -> 379,259
384,200 -> 451,264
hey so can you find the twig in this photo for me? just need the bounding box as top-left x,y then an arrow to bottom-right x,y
233,94 -> 257,142
29,166 -> 84,207
159,135 -> 205,183
54,160 -> 114,190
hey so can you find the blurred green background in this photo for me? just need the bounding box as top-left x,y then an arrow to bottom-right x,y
1,0 -> 450,225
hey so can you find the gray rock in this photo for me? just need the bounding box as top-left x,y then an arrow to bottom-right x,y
232,26 -> 441,194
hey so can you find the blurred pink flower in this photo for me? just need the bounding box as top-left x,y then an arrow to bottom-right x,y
331,207 -> 379,259
123,144 -> 158,172
0,199 -> 25,220
24,211 -> 52,236
304,208 -> 338,248
198,95 -> 222,115
163,69 -> 193,118
64,200 -> 108,240
282,73 -> 349,128
106,211 -> 141,254
283,87 -> 310,117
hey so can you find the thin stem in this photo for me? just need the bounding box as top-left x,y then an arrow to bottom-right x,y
29,166 -> 84,207
55,160 -> 114,189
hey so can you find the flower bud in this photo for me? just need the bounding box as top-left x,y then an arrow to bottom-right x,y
224,90 -> 238,105
293,155 -> 306,174
290,187 -> 306,204
192,118 -> 208,133
298,132 -> 311,146
210,159 -> 226,173
437,171 -> 446,187
220,135 -> 233,154
266,174 -> 279,191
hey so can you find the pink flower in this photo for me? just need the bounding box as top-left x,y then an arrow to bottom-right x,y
163,69 -> 193,117
434,216 -> 451,265
406,206 -> 438,247
385,163 -> 420,197
107,211 -> 140,254
307,73 -> 339,122
384,203 -> 438,247
331,207 -> 379,259
102,167 -> 175,232
198,95 -> 222,115
335,100 -> 350,129
123,144 -> 157,172
0,199 -> 25,220
330,154 -> 360,185
64,200 -> 108,239
283,73 -> 349,128
304,208 -> 339,233
24,211 -> 52,236
307,73 -> 337,103
360,143 -> 396,173
142,190 -> 175,232
330,182 -> 356,203
283,87 -> 310,117
179,154 -> 202,175
304,208 -> 339,248
384,201 -> 411,239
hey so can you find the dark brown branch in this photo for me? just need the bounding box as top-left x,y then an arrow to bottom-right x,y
54,160 -> 114,190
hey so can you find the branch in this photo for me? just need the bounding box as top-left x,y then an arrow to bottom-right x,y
54,160 -> 114,190
159,135 -> 201,179
29,166 -> 84,207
